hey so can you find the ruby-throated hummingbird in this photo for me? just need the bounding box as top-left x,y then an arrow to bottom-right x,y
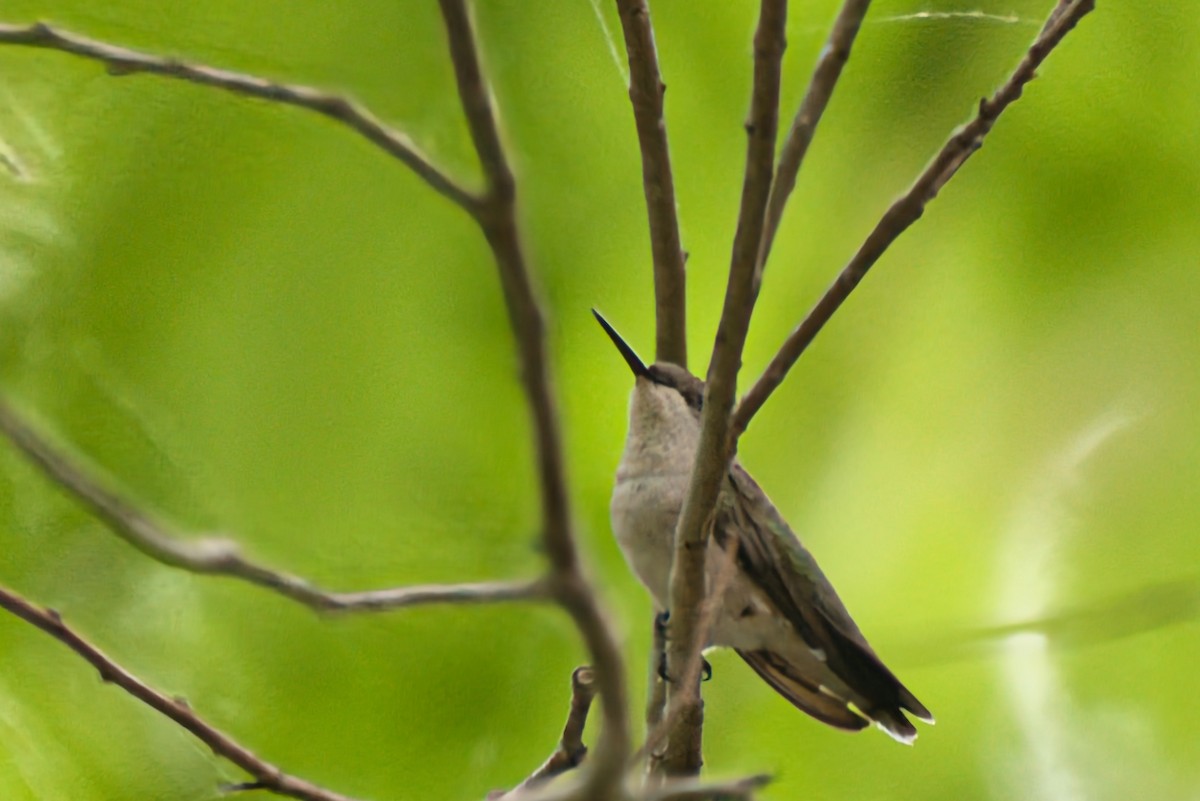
594,310 -> 933,743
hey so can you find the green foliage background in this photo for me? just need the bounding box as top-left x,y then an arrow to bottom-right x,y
1,1 -> 1197,799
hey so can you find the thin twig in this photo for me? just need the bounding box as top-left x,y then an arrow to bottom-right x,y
313,580 -> 548,611
436,0 -> 631,792
489,667 -> 597,800
0,21 -> 478,212
0,584 -> 362,801
732,0 -> 1095,437
508,770 -> 770,801
614,0 -> 688,367
0,395 -> 549,611
758,0 -> 872,271
1042,0 -> 1079,33
658,0 -> 789,778
642,773 -> 772,801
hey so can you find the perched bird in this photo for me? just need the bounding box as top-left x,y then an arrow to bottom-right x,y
595,310 -> 933,743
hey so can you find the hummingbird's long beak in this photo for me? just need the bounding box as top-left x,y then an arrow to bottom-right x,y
592,309 -> 649,378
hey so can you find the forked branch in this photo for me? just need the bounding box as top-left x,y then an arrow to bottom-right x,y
438,0 -> 632,790
657,0 -> 789,778
758,0 -> 872,271
0,2 -> 632,795
732,0 -> 1096,437
615,0 -> 689,367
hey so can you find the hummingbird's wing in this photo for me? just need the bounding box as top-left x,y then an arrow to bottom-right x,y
736,649 -> 869,732
719,464 -> 933,740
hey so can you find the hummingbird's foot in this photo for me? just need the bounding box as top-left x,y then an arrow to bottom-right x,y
652,610 -> 712,682
655,653 -> 714,683
654,610 -> 670,640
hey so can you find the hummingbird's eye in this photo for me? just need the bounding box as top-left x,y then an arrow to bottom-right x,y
646,365 -> 674,388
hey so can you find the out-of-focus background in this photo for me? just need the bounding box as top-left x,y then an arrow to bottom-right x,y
1,1 -> 1196,799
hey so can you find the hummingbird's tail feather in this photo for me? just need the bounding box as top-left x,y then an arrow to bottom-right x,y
897,685 -> 935,724
815,617 -> 936,727
738,647 -> 930,744
810,615 -> 935,736
866,706 -> 919,745
736,649 -> 869,733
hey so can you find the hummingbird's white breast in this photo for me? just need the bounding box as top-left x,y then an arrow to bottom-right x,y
609,377 -> 789,652
610,377 -> 697,609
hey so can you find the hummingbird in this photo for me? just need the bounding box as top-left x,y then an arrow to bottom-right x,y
594,310 -> 933,744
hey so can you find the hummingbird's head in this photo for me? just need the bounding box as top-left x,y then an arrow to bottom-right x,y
593,310 -> 705,448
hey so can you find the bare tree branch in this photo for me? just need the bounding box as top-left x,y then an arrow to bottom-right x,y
614,0 -> 688,367
0,584 -> 363,801
0,395 -> 549,611
435,0 -> 631,792
489,667 -> 597,800
1,7 -> 633,789
640,535 -> 739,772
507,769 -> 770,801
312,580 -> 548,611
658,0 -> 789,778
0,21 -> 478,212
644,0 -> 866,766
0,575 -> 758,801
643,773 -> 772,801
758,0 -> 871,270
1042,0 -> 1080,33
732,0 -> 1095,437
